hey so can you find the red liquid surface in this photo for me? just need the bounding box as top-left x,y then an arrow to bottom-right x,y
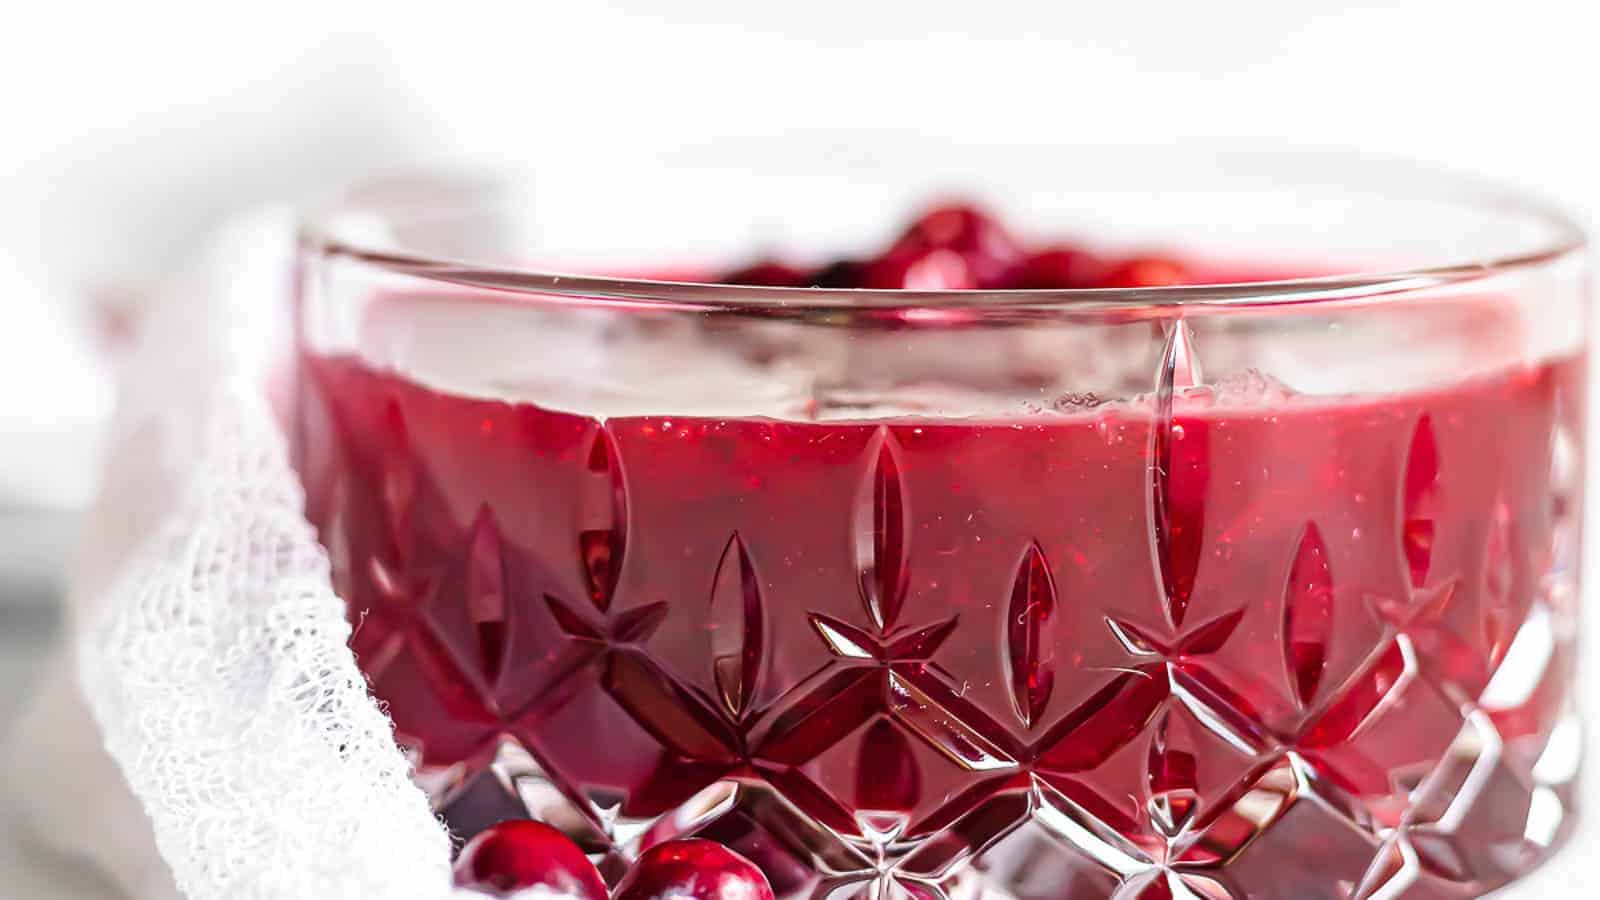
298,350 -> 1582,899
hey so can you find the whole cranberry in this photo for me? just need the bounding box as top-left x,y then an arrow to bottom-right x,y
452,820 -> 607,900
720,260 -> 809,287
1012,246 -> 1108,289
1101,255 -> 1191,288
863,247 -> 978,290
888,203 -> 1023,287
613,839 -> 775,900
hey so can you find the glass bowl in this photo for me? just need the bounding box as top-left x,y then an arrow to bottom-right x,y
294,147 -> 1588,900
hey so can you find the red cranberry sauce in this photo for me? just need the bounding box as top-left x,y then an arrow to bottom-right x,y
299,348 -> 1578,864
719,202 -> 1183,290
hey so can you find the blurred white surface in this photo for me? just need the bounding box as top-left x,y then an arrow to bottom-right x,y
1,1 -> 1597,897
3,0 -> 1596,508
8,1 -> 1600,278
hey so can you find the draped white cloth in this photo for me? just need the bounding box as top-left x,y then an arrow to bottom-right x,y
14,213 -> 463,900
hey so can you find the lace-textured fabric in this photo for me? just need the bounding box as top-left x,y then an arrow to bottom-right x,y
74,214 -> 459,900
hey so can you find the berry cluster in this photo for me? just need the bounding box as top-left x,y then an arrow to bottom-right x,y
454,821 -> 774,900
720,202 -> 1190,290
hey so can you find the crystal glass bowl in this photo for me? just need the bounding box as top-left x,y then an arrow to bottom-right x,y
295,147 -> 1588,900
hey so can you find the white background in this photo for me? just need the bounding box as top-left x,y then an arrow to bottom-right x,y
6,1 -> 1600,290
8,0 -> 1600,505
1,1 -> 1597,897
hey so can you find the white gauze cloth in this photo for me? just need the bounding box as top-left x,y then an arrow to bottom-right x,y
65,211 -> 468,900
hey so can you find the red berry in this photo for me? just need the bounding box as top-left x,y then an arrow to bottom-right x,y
863,247 -> 977,290
613,839 -> 774,900
808,258 -> 870,288
1101,255 -> 1190,288
1012,246 -> 1108,289
452,820 -> 607,900
889,203 -> 1023,287
720,260 -> 809,287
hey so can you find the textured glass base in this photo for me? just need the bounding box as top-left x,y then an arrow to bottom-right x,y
427,702 -> 1579,899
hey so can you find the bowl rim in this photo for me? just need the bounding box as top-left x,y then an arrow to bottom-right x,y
299,153 -> 1589,316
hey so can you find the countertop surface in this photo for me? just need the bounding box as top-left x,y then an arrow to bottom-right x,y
0,509 -> 123,899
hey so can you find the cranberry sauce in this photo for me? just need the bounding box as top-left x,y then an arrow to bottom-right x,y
298,345 -> 1581,899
